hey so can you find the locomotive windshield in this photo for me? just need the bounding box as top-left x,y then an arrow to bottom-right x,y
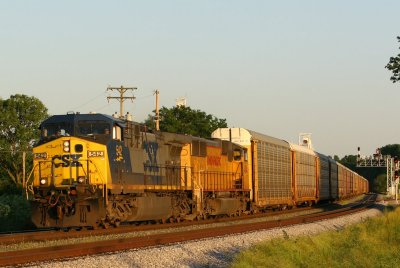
38,113 -> 121,145
41,122 -> 73,139
78,120 -> 111,137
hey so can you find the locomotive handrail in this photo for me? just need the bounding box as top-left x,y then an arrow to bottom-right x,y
84,159 -> 107,203
142,165 -> 193,191
25,163 -> 40,199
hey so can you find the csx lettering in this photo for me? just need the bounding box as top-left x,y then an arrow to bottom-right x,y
52,154 -> 83,168
115,145 -> 123,161
143,142 -> 159,172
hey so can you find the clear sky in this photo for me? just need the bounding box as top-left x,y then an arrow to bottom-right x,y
1,1 -> 399,157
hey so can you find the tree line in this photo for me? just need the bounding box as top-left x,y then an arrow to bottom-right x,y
0,94 -> 48,230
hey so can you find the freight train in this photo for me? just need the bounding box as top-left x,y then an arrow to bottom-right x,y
26,113 -> 368,228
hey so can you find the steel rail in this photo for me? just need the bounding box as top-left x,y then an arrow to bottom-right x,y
0,206 -> 315,246
0,200 -> 375,267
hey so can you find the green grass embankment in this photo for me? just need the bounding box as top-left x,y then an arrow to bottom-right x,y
232,206 -> 400,268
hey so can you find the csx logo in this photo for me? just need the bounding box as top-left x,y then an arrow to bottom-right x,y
52,154 -> 83,168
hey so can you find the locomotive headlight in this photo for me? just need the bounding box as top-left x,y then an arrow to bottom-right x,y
63,140 -> 70,152
78,176 -> 85,184
40,178 -> 47,185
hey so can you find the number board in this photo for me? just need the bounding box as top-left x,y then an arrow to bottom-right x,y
88,151 -> 105,157
34,153 -> 47,159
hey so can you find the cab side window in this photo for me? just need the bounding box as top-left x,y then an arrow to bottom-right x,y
233,149 -> 242,161
113,125 -> 122,141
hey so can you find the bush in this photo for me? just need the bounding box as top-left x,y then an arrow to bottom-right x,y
0,194 -> 32,231
0,178 -> 23,196
0,203 -> 11,217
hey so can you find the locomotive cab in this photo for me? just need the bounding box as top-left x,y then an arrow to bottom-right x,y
28,113 -> 126,227
38,114 -> 119,145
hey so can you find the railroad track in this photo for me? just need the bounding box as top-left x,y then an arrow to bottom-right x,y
0,195 -> 376,267
0,206 -> 317,246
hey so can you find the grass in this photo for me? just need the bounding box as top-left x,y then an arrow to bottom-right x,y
231,206 -> 400,268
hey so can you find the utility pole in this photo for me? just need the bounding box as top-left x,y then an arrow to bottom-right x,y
107,86 -> 137,119
154,90 -> 160,131
22,151 -> 26,188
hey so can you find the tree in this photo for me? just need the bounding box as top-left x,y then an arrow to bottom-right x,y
380,144 -> 400,157
374,173 -> 388,194
144,105 -> 228,138
0,94 -> 48,185
385,36 -> 400,83
339,155 -> 357,170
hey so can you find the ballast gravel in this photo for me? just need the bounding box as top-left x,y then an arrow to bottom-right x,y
30,205 -> 387,268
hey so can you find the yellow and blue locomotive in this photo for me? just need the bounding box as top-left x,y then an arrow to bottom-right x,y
27,113 -> 250,228
27,113 -> 369,228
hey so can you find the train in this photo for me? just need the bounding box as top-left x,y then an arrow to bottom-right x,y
26,112 -> 369,228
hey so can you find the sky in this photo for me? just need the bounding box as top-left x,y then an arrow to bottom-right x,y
1,1 -> 399,157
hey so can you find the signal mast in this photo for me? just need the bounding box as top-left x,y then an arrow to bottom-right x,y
356,147 -> 399,200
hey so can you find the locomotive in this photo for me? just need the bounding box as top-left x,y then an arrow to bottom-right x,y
26,112 -> 368,228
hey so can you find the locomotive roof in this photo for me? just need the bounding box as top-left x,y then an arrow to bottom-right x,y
40,113 -> 126,128
212,128 -> 289,148
160,131 -> 221,147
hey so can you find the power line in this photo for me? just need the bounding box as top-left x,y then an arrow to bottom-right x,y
70,91 -> 107,111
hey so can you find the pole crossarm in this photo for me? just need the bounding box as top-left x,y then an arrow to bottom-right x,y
107,86 -> 137,119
